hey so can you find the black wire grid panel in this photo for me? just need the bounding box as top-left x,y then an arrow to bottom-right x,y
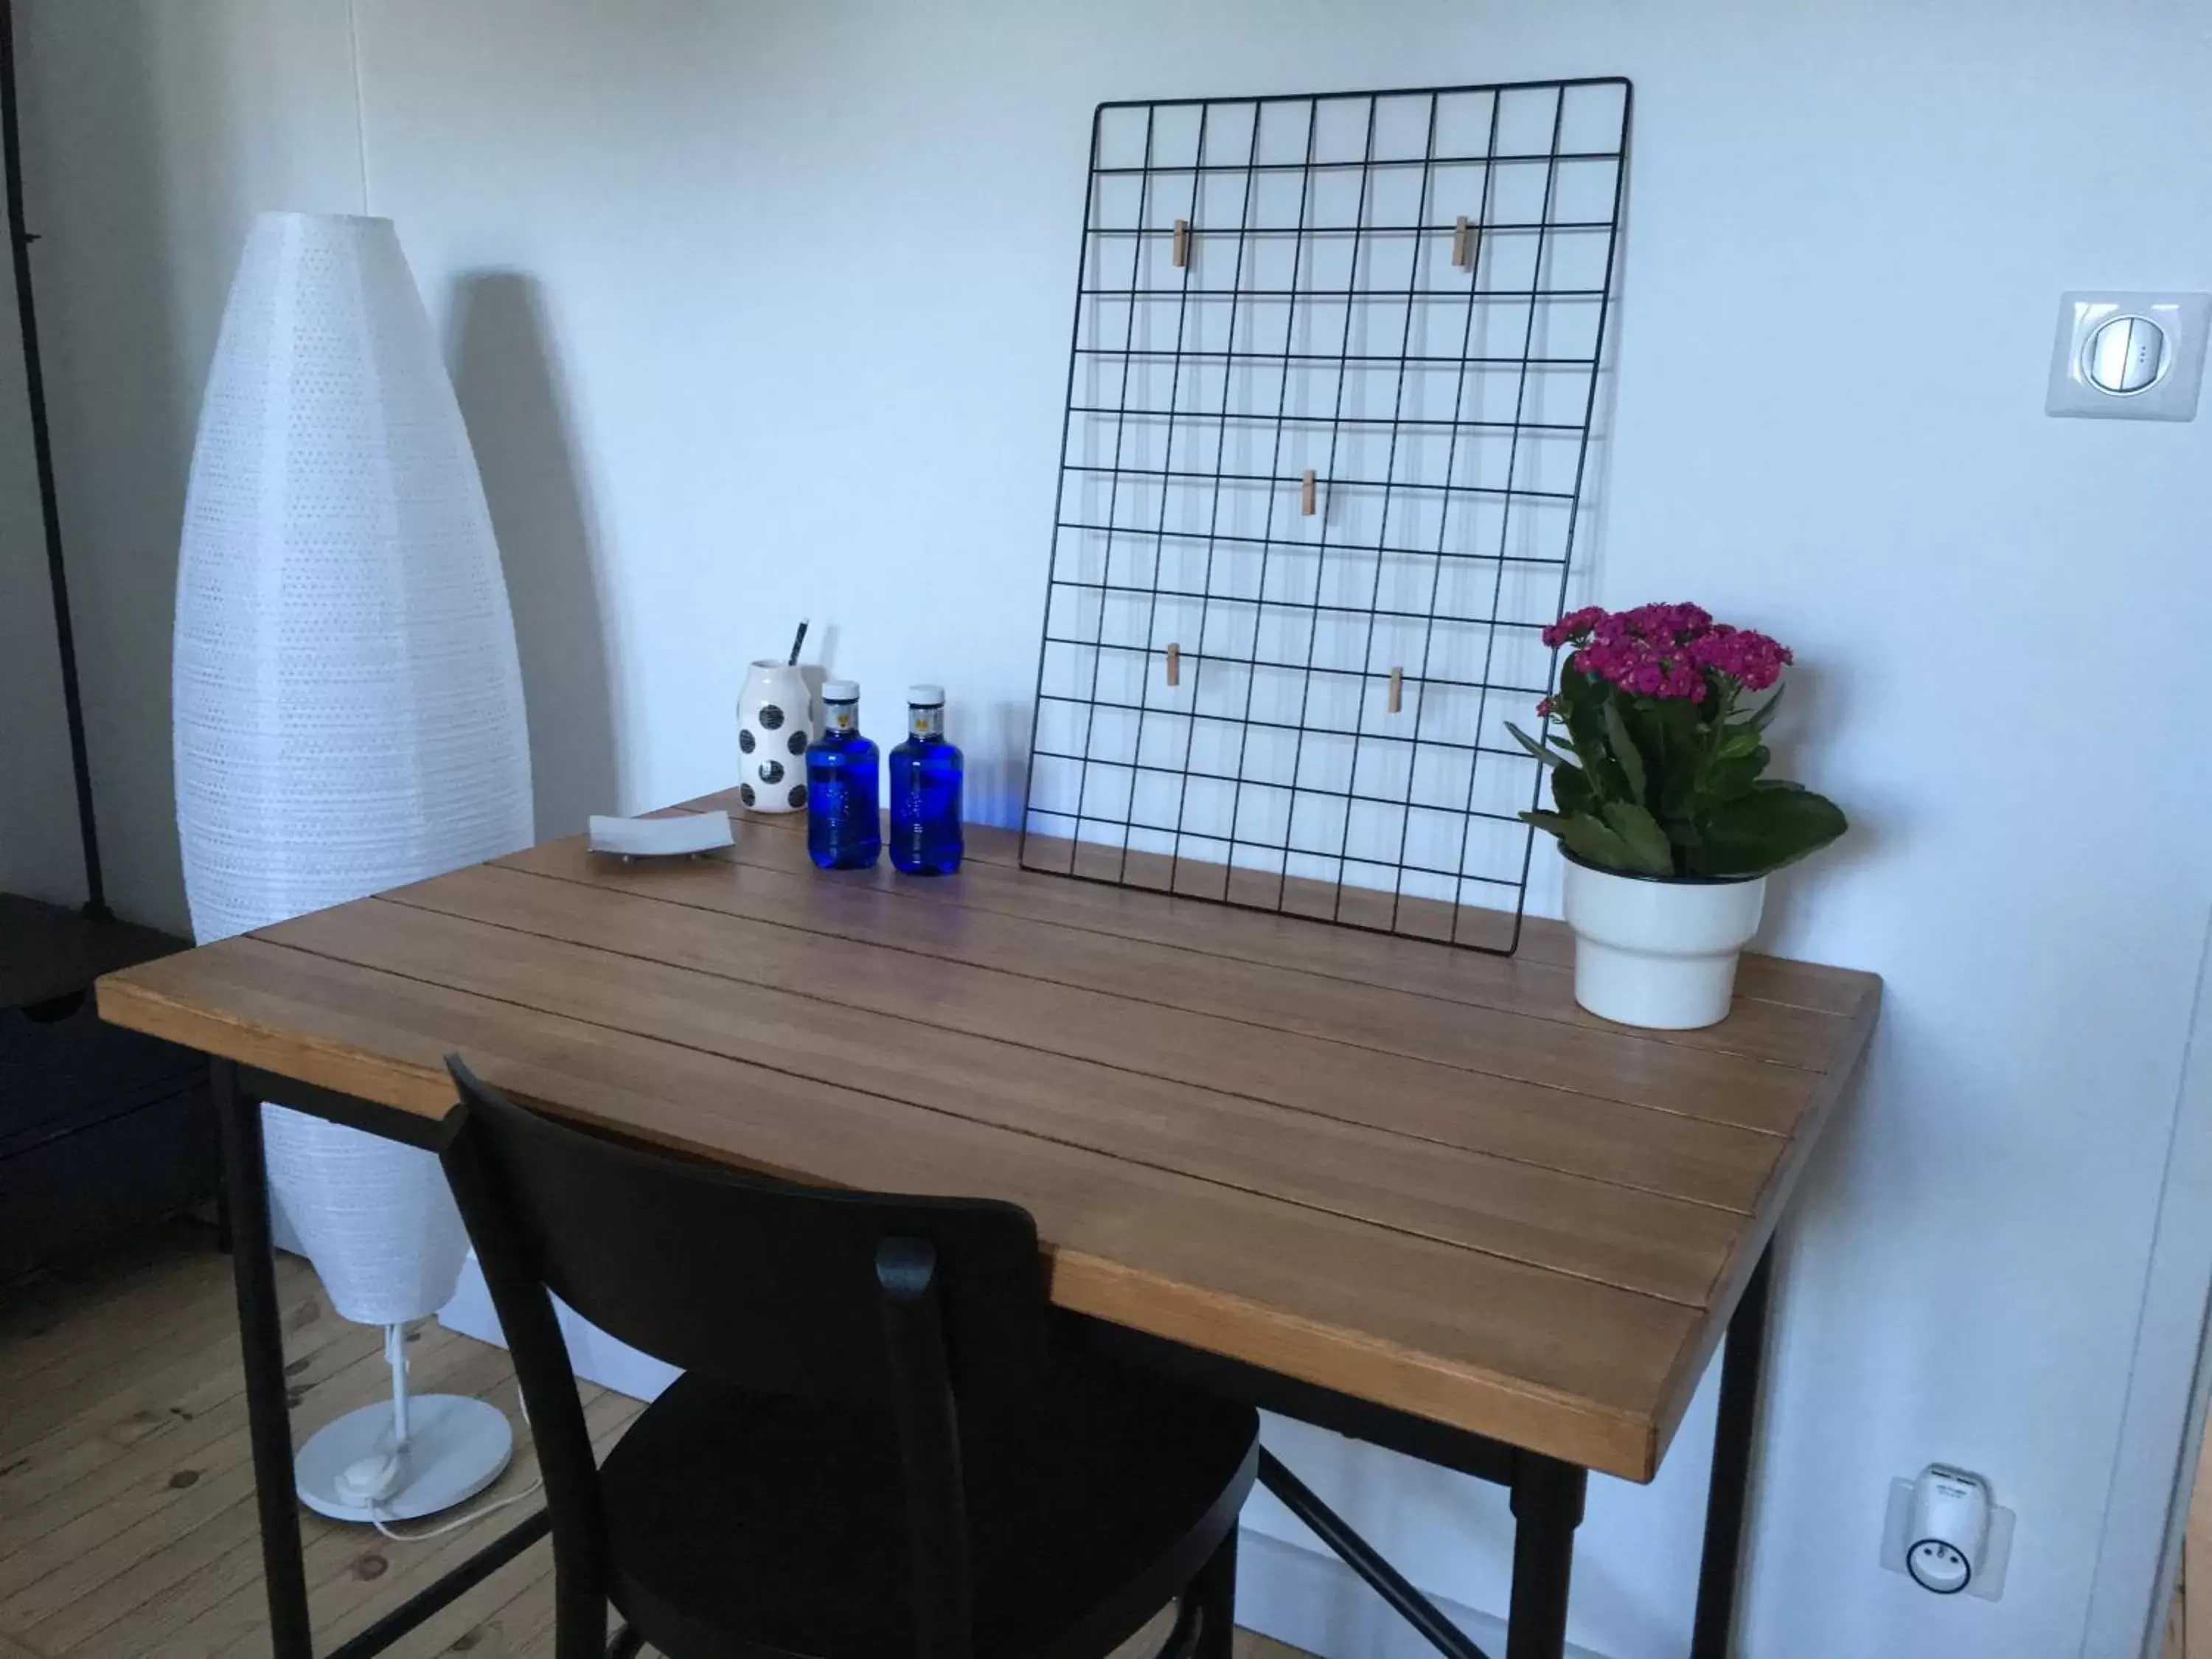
1020,78 -> 1631,953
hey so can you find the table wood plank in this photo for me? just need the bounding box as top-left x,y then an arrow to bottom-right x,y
493,849 -> 1784,1212
642,810 -> 1849,1071
257,891 -> 1737,1306
99,939 -> 1696,1478
510,826 -> 1845,1091
98,796 -> 1880,1486
375,860 -> 1812,1135
681,789 -> 1873,1020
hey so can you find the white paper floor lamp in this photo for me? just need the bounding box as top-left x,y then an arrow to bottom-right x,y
175,211 -> 535,1523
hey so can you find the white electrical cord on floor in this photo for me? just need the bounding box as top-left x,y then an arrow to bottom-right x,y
372,1475 -> 543,1543
369,1382 -> 538,1544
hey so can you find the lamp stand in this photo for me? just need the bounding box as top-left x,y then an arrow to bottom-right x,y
293,1323 -> 515,1525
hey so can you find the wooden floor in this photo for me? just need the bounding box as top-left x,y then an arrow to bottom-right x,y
0,1226 -> 1309,1658
2165,1420 -> 2212,1659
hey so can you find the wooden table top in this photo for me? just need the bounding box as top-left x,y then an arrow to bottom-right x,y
97,788 -> 1878,1482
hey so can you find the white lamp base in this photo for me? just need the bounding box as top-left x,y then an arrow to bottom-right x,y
295,1394 -> 514,1524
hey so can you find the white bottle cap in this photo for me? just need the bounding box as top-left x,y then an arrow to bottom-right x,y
907,684 -> 945,706
823,679 -> 860,702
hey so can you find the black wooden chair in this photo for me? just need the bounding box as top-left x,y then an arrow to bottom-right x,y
437,1057 -> 1259,1659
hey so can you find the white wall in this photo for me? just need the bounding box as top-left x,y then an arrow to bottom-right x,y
18,3 -> 2212,1655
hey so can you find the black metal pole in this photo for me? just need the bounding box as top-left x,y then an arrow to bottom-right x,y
1505,1454 -> 1585,1659
1189,1527 -> 1237,1659
0,0 -> 106,922
211,1058 -> 314,1658
1257,1449 -> 1493,1659
324,1511 -> 550,1659
1691,1245 -> 1775,1658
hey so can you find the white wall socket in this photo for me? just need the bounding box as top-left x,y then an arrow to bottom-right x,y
1881,1470 -> 2015,1601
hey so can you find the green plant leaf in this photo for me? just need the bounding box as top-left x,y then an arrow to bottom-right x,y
1601,799 -> 1676,874
1551,764 -> 1598,818
1601,700 -> 1647,804
1505,722 -> 1582,771
1697,745 -> 1770,807
1522,809 -> 1636,872
1691,788 -> 1848,877
1651,695 -> 1704,761
1557,676 -> 1630,802
1746,682 -> 1787,731
1717,723 -> 1763,759
1638,698 -> 1704,818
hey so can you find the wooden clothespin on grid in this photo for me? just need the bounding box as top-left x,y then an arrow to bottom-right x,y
1452,216 -> 1475,270
1165,642 -> 1180,686
1172,218 -> 1191,268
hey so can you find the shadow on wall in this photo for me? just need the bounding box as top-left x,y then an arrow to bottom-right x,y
16,5 -> 193,929
447,272 -> 619,839
977,700 -> 1031,827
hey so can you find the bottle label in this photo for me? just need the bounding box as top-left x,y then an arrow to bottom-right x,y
909,704 -> 943,740
826,700 -> 858,735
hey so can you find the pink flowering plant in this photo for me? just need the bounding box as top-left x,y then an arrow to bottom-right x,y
1506,602 -> 1847,879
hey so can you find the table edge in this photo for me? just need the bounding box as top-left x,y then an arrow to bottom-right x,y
1643,973 -> 1884,1468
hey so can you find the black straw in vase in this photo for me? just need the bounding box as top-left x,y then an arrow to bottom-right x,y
785,618 -> 809,667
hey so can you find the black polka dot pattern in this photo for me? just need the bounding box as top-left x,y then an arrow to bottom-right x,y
740,783 -> 757,807
738,728 -> 756,754
758,704 -> 785,731
788,784 -> 807,809
786,729 -> 807,755
759,760 -> 785,785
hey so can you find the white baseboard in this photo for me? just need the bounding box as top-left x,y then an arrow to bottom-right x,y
439,1256 -> 1608,1659
1234,1526 -> 1607,1659
438,1253 -> 679,1400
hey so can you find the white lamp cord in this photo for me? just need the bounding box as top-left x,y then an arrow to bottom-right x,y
372,1472 -> 543,1542
368,1332 -> 542,1543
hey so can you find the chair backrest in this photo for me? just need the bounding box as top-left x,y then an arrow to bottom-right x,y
436,1056 -> 1051,1658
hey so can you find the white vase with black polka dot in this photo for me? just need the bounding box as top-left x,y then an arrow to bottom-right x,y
736,659 -> 815,813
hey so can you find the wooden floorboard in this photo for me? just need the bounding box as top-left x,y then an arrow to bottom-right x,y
0,1231 -> 1312,1658
2183,1413 -> 2212,1659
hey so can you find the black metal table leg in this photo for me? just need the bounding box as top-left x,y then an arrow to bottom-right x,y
211,1057 -> 315,1659
1690,1245 -> 1775,1658
1506,1453 -> 1585,1659
1258,1449 -> 1492,1659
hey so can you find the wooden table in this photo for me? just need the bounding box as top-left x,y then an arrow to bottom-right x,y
99,788 -> 1879,1659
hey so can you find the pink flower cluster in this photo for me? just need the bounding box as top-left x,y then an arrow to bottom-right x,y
1540,602 -> 1792,703
1690,624 -> 1791,690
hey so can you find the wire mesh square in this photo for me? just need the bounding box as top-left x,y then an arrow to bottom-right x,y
1022,78 -> 1632,953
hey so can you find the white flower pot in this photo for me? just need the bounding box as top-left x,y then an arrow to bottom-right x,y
736,660 -> 814,813
1560,854 -> 1767,1030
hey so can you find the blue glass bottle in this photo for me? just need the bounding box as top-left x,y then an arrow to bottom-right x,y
889,685 -> 963,875
805,681 -> 880,870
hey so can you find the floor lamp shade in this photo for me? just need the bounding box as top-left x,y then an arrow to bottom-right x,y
175,211 -> 533,1327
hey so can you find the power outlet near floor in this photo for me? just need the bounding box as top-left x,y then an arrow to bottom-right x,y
1880,1475 -> 2015,1601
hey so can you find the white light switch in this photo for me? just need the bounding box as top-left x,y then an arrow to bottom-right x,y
2084,315 -> 2164,393
2047,292 -> 2210,420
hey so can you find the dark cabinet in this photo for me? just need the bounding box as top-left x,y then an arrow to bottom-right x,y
1,895 -> 214,1283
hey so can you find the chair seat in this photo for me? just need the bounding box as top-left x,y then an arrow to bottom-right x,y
600,1346 -> 1260,1659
